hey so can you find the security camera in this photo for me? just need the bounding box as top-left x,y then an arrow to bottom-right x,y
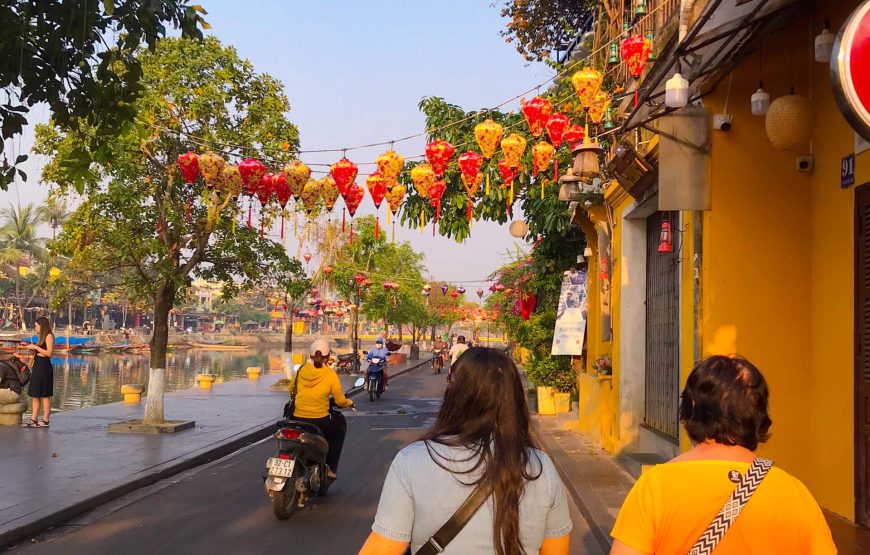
713,114 -> 733,131
796,155 -> 814,172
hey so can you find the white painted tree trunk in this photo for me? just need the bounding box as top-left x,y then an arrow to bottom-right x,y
283,352 -> 294,381
143,367 -> 166,423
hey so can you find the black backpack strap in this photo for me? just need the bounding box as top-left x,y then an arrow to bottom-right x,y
415,482 -> 491,555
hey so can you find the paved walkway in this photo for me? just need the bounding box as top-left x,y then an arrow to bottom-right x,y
533,407 -> 870,554
0,358 -> 430,547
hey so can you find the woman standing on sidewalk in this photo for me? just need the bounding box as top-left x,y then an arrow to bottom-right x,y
610,355 -> 836,555
359,347 -> 572,555
23,316 -> 54,428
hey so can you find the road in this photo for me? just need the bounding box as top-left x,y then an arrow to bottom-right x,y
5,366 -> 603,554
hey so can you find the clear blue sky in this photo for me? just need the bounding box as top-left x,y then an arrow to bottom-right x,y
7,1 -> 551,285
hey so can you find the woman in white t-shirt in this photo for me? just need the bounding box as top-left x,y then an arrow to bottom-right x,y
446,335 -> 468,382
359,347 -> 572,555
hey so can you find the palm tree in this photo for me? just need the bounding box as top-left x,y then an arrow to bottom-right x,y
36,196 -> 70,240
0,203 -> 45,330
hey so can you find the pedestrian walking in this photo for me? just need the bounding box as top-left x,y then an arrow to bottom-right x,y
360,347 -> 572,555
22,316 -> 55,428
609,355 -> 836,555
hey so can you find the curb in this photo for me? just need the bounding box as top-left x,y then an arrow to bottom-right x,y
0,357 -> 432,549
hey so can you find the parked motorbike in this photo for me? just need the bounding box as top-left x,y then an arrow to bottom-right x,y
334,352 -> 360,374
264,377 -> 365,520
365,352 -> 387,402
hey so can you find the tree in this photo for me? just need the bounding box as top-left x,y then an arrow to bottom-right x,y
0,1 -> 206,190
269,257 -> 311,354
497,0 -> 596,62
36,37 -> 299,425
36,195 -> 70,240
0,203 -> 46,329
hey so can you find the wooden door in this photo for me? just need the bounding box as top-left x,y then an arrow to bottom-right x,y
856,183 -> 870,527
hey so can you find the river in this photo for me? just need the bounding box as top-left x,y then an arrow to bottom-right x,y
23,347 -> 297,412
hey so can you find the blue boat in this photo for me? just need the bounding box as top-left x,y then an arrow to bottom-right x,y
22,335 -> 95,346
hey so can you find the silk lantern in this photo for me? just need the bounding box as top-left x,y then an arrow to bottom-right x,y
366,171 -> 388,239
545,113 -> 570,147
428,180 -> 446,221
532,141 -> 555,199
620,34 -> 652,107
256,172 -> 275,238
198,151 -> 225,186
283,160 -> 310,199
459,151 -> 484,217
588,91 -> 611,124
331,157 -> 358,195
239,158 -> 266,195
522,96 -> 553,137
501,134 -> 527,169
300,178 -> 321,215
410,163 -> 436,199
376,150 -> 404,184
218,164 -> 243,197
563,125 -> 585,149
319,175 -> 340,212
177,151 -> 200,222
571,67 -> 604,110
474,119 -> 503,159
425,139 -> 454,177
498,158 -> 522,209
274,173 -> 292,239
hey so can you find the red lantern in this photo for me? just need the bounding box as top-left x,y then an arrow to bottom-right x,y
658,218 -> 674,253
239,158 -> 267,196
257,172 -> 274,207
497,158 -> 520,187
331,158 -> 358,195
177,151 -> 200,183
343,181 -> 365,217
521,96 -> 553,137
323,266 -> 333,276
425,139 -> 455,177
366,171 -> 388,240
563,125 -> 586,149
458,151 -> 484,183
428,180 -> 446,221
273,173 -> 292,239
620,34 -> 653,107
450,290 -> 459,298
354,273 -> 366,285
476,288 -> 484,298
545,113 -> 570,147
303,252 -> 312,264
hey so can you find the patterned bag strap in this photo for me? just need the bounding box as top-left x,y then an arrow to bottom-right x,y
687,458 -> 774,555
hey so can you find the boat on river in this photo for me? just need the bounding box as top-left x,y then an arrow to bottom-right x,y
187,339 -> 249,352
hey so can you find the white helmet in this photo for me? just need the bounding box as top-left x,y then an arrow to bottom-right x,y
309,339 -> 331,357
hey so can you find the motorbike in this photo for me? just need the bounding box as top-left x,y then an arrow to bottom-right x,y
365,353 -> 387,402
264,376 -> 365,520
334,352 -> 360,374
432,347 -> 445,374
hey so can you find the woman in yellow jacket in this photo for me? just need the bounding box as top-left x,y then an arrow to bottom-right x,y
291,339 -> 354,480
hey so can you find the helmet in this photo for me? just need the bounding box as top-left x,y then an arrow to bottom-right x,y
309,339 -> 331,357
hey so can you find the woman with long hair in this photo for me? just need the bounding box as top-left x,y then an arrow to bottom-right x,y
23,316 -> 54,428
360,347 -> 572,555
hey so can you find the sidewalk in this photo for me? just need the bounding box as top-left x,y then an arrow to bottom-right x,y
533,408 -> 870,554
0,357 -> 430,548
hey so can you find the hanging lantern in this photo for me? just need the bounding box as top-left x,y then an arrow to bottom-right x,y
634,0 -> 647,16
563,125 -> 585,149
239,158 -> 267,196
814,21 -> 834,63
572,136 -> 604,180
658,217 -> 674,253
274,174 -> 292,209
354,273 -> 366,285
218,164 -> 243,196
458,151 -> 484,184
501,133 -> 527,169
474,119 -> 504,158
751,82 -> 771,116
300,178 -> 321,215
425,139 -> 455,177
457,286 -> 466,295
570,67 -> 604,109
664,72 -> 689,108
545,113 -> 570,147
256,172 -> 275,208
607,42 -> 620,66
376,150 -> 405,184
588,91 -> 611,124
450,290 -> 459,299
343,181 -> 365,217
198,151 -> 226,185
177,151 -> 200,183
603,107 -> 616,130
319,175 -> 340,212
283,160 -> 310,199
323,265 -> 333,276
440,284 -> 449,295
331,157 -> 358,195
410,163 -> 436,198
646,31 -> 657,62
366,171 -> 388,239
620,34 -> 653,107
765,92 -> 813,151
531,142 -> 555,178
476,288 -> 484,299
497,158 -> 521,187
428,180 -> 446,220
422,288 -> 430,297
509,219 -> 528,238
521,96 -> 553,137
386,183 -> 406,216
303,252 -> 312,264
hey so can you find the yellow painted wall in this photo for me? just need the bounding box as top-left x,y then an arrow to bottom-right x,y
700,3 -> 864,519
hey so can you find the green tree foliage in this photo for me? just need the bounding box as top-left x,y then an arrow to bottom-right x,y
35,37 -> 299,423
497,0 -> 596,62
0,1 -> 207,190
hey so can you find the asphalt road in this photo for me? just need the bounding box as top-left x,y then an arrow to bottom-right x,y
5,366 -> 603,555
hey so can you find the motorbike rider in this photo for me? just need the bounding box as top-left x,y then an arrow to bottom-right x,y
447,335 -> 469,382
365,336 -> 391,389
289,339 -> 354,479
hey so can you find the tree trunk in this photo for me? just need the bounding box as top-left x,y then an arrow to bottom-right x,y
398,322 -> 403,342
144,284 -> 175,424
15,263 -> 24,331
284,314 -> 293,352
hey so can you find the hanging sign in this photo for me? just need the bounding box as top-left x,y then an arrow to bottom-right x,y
832,1 -> 870,140
551,269 -> 588,356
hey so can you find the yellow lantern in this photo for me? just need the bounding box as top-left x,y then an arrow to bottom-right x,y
571,67 -> 604,110
218,164 -> 243,196
501,133 -> 527,169
299,178 -> 321,215
474,119 -> 504,159
410,163 -> 436,199
319,175 -> 340,211
283,160 -> 310,198
531,142 -> 555,177
48,267 -> 61,282
588,91 -> 611,124
376,150 -> 405,183
198,151 -> 226,184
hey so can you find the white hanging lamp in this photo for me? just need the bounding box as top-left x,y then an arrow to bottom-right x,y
751,81 -> 771,116
665,72 -> 689,108
814,21 -> 835,63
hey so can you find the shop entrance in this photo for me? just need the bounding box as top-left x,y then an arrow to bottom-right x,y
855,184 -> 870,527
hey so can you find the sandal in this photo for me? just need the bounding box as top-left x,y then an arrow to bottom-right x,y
22,419 -> 37,428
36,420 -> 50,428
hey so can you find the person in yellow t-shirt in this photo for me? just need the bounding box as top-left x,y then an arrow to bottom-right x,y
291,339 -> 354,479
610,355 -> 836,555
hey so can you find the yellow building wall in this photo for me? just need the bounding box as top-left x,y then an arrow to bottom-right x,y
700,2 -> 865,520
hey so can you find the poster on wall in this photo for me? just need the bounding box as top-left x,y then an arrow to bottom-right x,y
551,269 -> 588,356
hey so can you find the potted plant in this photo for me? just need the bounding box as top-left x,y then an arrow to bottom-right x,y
591,354 -> 612,377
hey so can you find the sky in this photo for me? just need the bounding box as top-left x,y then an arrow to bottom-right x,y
3,1 -> 552,286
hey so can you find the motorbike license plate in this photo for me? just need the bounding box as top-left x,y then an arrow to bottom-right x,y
371,358 -> 380,364
269,458 -> 295,477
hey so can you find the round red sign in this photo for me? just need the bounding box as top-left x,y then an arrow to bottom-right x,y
832,1 -> 870,140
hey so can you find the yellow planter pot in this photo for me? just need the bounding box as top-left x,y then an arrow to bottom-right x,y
196,374 -> 216,390
537,386 -> 556,415
120,384 -> 145,404
246,367 -> 262,380
553,392 -> 571,414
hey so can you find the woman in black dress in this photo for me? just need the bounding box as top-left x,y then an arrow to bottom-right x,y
23,316 -> 54,428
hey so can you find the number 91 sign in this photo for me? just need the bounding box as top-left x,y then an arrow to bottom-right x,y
832,1 -> 870,141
